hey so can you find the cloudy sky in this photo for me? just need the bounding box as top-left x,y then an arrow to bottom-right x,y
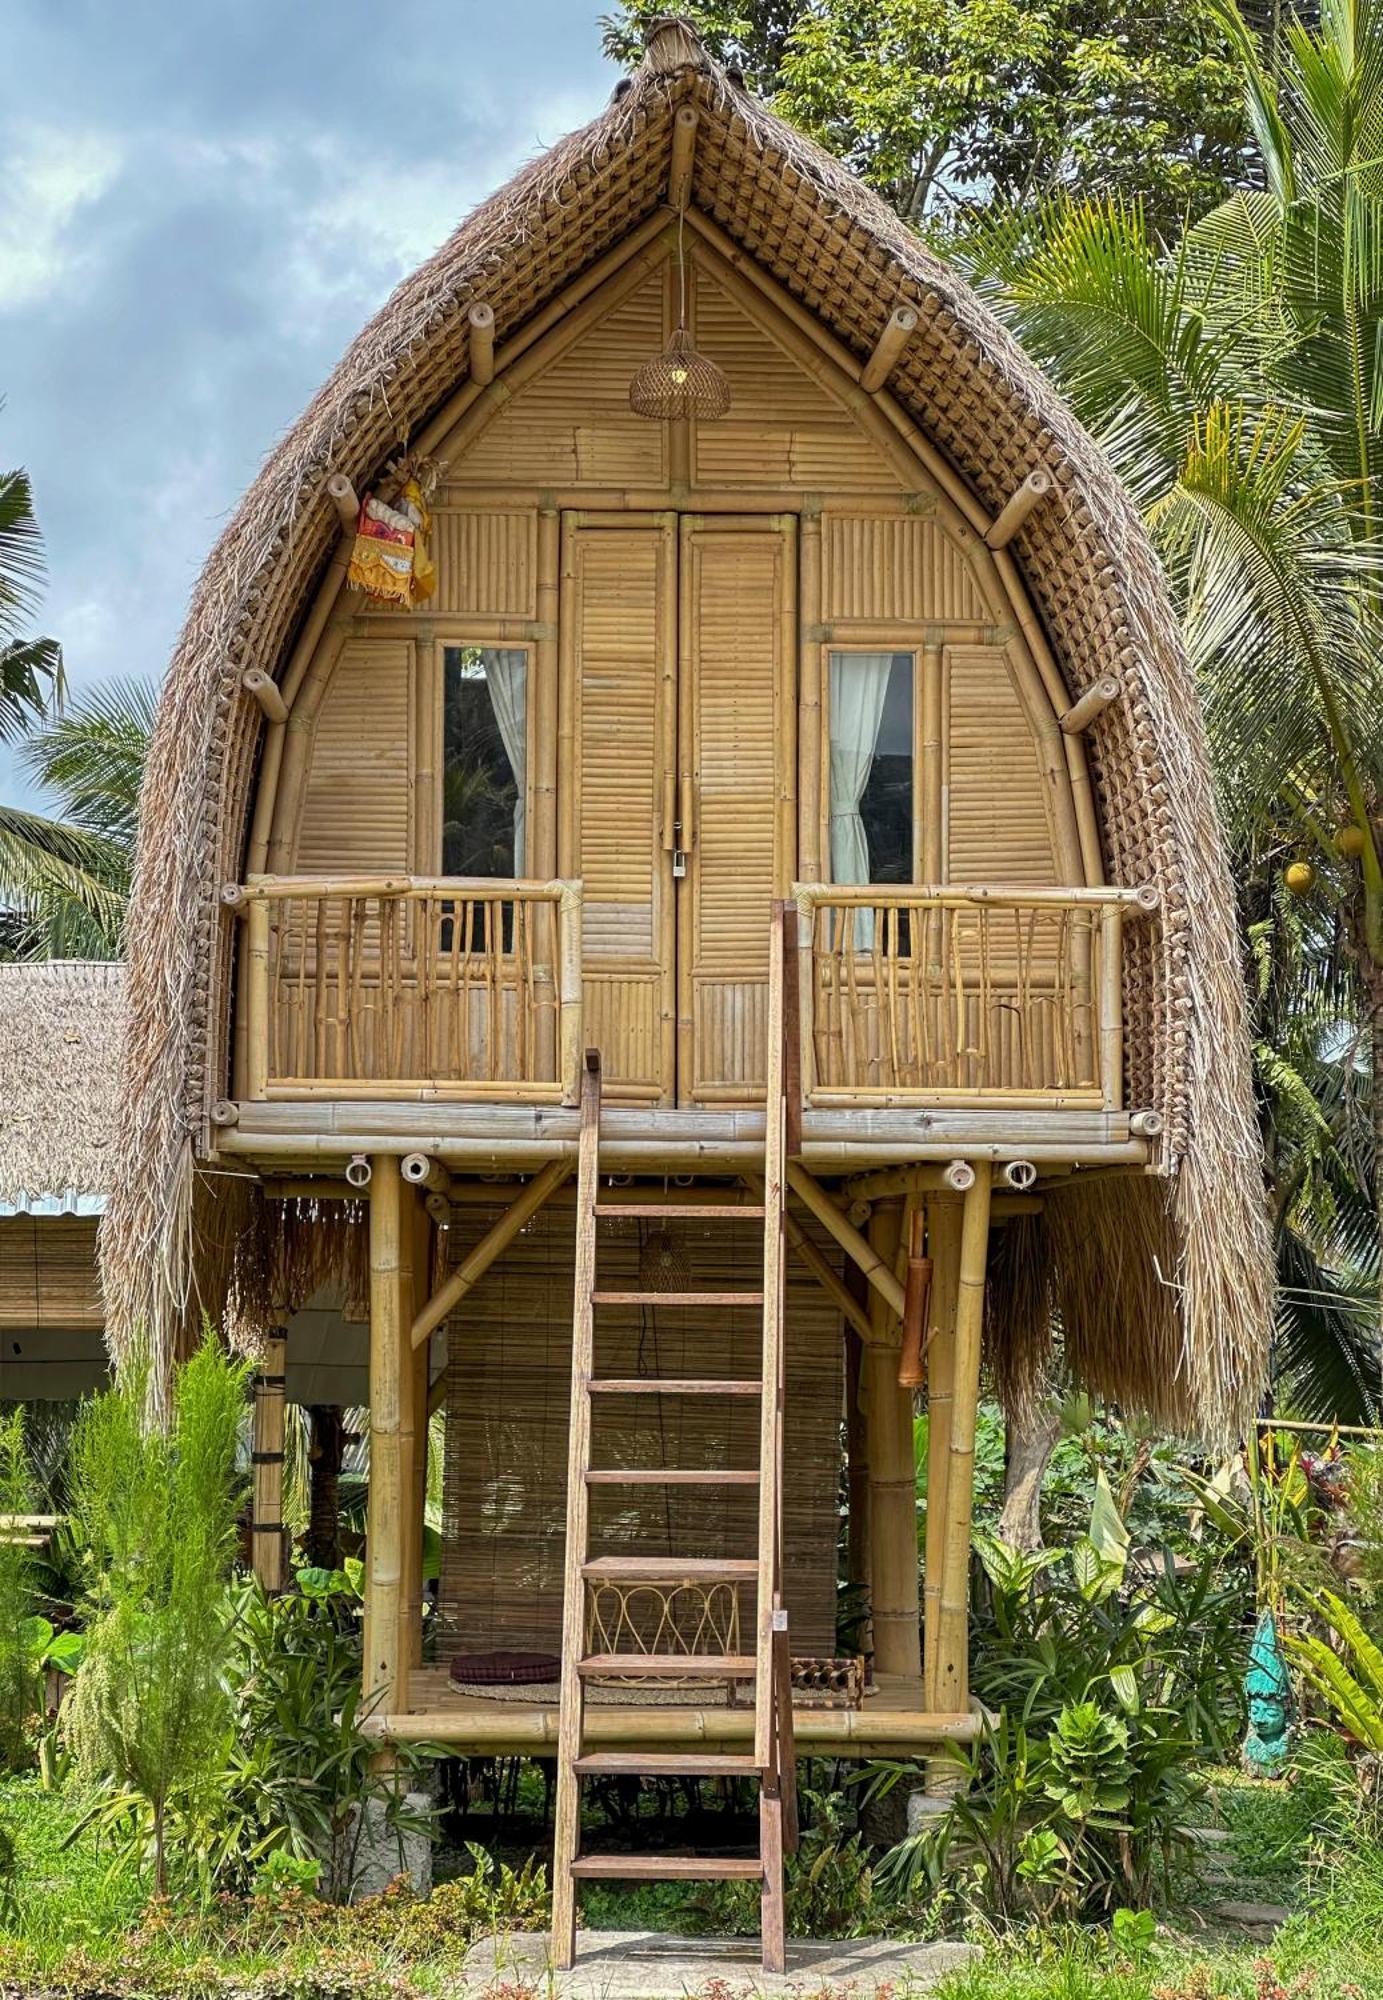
1,1 -> 619,808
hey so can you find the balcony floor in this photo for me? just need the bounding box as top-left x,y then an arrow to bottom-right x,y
365,1668 -> 982,1756
221,1098 -> 1145,1174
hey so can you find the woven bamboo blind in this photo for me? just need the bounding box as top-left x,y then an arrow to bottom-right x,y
439,1200 -> 843,1658
0,1217 -> 103,1329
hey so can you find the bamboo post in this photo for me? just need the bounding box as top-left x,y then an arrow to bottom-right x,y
365,1157 -> 408,1709
796,518 -> 823,882
251,1329 -> 287,1592
922,1197 -> 960,1699
404,1195 -> 430,1671
558,881 -> 583,1103
862,1202 -> 920,1681
1098,903 -> 1124,1111
843,1263 -> 871,1629
933,1171 -> 990,1716
245,897 -> 271,1100
897,1209 -> 932,1389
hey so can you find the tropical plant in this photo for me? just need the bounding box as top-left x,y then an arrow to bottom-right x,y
869,1479 -> 1246,1917
65,1341 -> 249,1895
0,676 -> 153,959
1283,1584 -> 1383,1749
961,0 -> 1383,1409
0,1415 -> 41,1771
603,0 -> 1251,236
0,456 -> 61,745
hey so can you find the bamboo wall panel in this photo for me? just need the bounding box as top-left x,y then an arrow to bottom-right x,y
0,1217 -> 103,1329
426,509 -> 538,617
821,514 -> 991,625
438,1202 -> 841,1660
457,275 -> 668,488
946,645 -> 1058,885
690,265 -> 892,491
294,641 -> 415,874
682,521 -> 793,1098
569,522 -> 675,1099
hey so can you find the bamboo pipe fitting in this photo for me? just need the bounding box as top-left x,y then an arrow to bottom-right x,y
861,305 -> 919,394
1001,1160 -> 1038,1190
1059,676 -> 1121,735
668,105 -> 698,209
345,1153 -> 373,1189
400,1152 -> 449,1192
241,667 -> 289,724
468,301 -> 496,386
943,1160 -> 976,1192
326,473 -> 359,535
985,467 -> 1052,549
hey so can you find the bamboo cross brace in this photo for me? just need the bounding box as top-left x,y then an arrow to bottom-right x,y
785,1163 -> 905,1319
410,1158 -> 571,1350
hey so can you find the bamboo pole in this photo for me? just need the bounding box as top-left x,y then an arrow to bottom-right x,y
242,668 -> 289,724
395,1186 -> 419,1677
933,1172 -> 990,1715
668,104 -> 697,208
1098,903 -> 1124,1112
533,509 -> 560,879
558,881 -> 583,1103
409,1158 -> 571,1350
245,898 -> 271,1101
406,1198 -> 431,1669
1059,677 -> 1122,735
467,302 -> 495,386
863,1203 -> 920,1680
365,1156 -> 407,1709
251,1329 -> 287,1592
786,1163 -> 905,1317
984,469 -> 1052,550
796,514 -> 823,883
860,305 -> 918,394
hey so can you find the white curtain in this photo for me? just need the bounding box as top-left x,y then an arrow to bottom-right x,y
483,650 -> 527,875
829,652 -> 893,948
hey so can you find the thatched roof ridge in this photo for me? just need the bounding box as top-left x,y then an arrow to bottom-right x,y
0,961 -> 124,1212
105,18 -> 1272,1434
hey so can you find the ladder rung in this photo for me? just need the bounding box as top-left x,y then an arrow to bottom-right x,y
579,1653 -> 757,1678
570,1855 -> 763,1880
574,1753 -> 759,1777
595,1203 -> 766,1219
589,1378 -> 762,1396
582,1556 -> 758,1581
586,1468 -> 759,1486
592,1290 -> 765,1307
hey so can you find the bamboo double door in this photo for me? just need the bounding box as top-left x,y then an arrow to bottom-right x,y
560,512 -> 797,1105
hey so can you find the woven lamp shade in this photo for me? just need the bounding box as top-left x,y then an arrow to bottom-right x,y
629,328 -> 731,420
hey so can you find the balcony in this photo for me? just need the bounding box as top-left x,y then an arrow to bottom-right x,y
233,875 -> 584,1105
791,883 -> 1157,1112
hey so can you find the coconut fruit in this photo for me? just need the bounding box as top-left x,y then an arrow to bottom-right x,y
1337,824 -> 1367,859
1285,860 -> 1316,894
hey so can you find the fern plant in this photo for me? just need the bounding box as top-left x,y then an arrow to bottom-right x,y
1284,1588 -> 1383,1752
65,1341 -> 249,1894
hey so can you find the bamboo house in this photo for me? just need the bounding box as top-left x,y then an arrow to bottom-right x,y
103,17 -> 1272,1959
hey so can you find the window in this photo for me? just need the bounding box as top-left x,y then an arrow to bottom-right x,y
442,647 -> 528,878
828,651 -> 914,887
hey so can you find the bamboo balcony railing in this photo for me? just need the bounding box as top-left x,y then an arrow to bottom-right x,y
791,882 -> 1159,1111
230,874 -> 584,1104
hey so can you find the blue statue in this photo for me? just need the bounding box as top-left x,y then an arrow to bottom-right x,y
1243,1606 -> 1293,1775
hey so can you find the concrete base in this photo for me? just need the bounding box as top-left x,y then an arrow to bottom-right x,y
325,1790 -> 433,1902
465,1928 -> 977,1996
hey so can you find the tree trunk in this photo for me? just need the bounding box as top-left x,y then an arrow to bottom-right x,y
307,1405 -> 346,1570
996,1403 -> 1062,1551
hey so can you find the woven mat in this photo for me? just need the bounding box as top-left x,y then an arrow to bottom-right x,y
450,1678 -> 738,1708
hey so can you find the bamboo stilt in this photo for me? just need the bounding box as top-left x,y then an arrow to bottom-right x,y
862,1202 -> 920,1680
251,1328 -> 287,1592
406,1197 -> 431,1669
933,1172 -> 990,1717
365,1157 -> 408,1708
922,1197 -> 961,1700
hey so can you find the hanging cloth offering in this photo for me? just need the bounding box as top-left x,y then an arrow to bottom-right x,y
346,472 -> 437,608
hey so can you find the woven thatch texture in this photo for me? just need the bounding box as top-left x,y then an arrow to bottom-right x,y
440,1202 -> 842,1658
0,962 -> 125,1210
105,18 -> 1271,1435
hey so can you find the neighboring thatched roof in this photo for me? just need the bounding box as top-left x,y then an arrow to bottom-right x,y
105,18 -> 1273,1434
0,961 -> 125,1214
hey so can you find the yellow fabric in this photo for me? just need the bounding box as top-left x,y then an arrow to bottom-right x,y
348,533 -> 413,606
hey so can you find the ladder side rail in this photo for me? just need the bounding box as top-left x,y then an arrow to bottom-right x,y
551,1050 -> 603,1967
755,906 -> 789,1769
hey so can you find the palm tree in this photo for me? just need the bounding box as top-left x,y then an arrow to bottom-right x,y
0,459 -> 62,741
959,0 -> 1383,1415
0,678 -> 154,959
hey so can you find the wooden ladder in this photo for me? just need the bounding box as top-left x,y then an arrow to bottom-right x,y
551,918 -> 798,1972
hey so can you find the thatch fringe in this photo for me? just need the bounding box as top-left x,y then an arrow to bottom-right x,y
102,15 -> 1273,1430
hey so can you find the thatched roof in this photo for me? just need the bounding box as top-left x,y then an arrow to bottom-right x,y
105,18 -> 1273,1434
0,961 -> 124,1214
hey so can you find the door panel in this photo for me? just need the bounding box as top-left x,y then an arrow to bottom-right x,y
561,515 -> 677,1101
678,517 -> 797,1103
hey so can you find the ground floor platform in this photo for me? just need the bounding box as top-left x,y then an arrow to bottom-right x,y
364,1669 -> 981,1758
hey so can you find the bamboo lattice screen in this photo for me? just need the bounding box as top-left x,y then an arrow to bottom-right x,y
439,1200 -> 843,1659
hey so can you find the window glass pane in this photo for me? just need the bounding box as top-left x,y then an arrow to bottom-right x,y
828,651 -> 913,886
442,647 -> 527,877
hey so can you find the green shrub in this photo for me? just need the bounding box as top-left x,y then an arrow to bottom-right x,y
0,1412 -> 41,1770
